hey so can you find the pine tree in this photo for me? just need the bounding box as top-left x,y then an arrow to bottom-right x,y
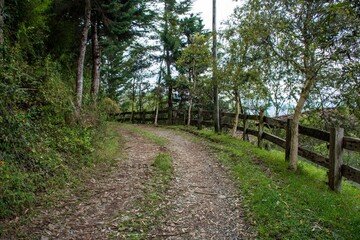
158,0 -> 192,124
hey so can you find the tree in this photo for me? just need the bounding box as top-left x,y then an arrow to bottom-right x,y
91,10 -> 101,107
180,13 -> 205,45
75,0 -> 91,113
239,0 -> 359,170
154,58 -> 164,125
92,0 -> 155,109
177,33 -> 211,125
53,0 -> 154,112
158,0 -> 192,124
221,11 -> 268,136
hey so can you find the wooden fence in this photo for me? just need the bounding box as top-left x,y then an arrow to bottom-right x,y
113,109 -> 360,192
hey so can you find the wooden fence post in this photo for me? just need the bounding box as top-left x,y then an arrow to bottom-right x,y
329,127 -> 344,192
219,109 -> 223,132
130,112 -> 134,123
243,115 -> 249,141
197,108 -> 203,130
285,118 -> 292,162
184,109 -> 187,125
258,109 -> 264,148
141,111 -> 145,123
168,107 -> 173,125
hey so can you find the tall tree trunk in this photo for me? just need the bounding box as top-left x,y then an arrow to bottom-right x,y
91,14 -> 101,108
155,99 -> 159,126
75,0 -> 91,113
288,76 -> 316,170
155,59 -> 163,126
0,0 -> 4,60
187,97 -> 192,126
154,102 -> 159,125
131,78 -> 136,123
138,78 -> 144,122
166,52 -> 173,125
288,1 -> 319,170
212,0 -> 220,132
232,90 -> 240,136
188,65 -> 196,127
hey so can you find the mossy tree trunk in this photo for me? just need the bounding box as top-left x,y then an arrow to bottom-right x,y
288,74 -> 316,170
75,0 -> 91,113
91,13 -> 101,108
232,90 -> 240,136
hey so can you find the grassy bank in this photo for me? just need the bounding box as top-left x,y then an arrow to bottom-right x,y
177,126 -> 360,240
0,122 -> 122,236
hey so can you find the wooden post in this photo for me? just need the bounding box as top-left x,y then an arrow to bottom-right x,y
329,128 -> 344,192
285,118 -> 292,162
219,109 -> 223,132
243,115 -> 248,141
258,109 -> 264,148
141,111 -> 145,123
130,112 -> 134,123
183,109 -> 187,125
197,108 -> 203,130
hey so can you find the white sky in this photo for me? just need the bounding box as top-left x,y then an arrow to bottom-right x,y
191,0 -> 242,30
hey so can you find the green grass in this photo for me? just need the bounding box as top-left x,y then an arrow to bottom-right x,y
177,126 -> 360,240
113,153 -> 173,240
153,153 -> 172,174
0,122 -> 123,238
122,124 -> 168,146
92,122 -> 123,165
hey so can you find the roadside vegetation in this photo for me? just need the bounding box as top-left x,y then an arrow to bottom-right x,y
0,122 -> 122,236
178,126 -> 360,239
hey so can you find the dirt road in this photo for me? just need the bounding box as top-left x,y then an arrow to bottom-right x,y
143,126 -> 254,239
1,125 -> 254,239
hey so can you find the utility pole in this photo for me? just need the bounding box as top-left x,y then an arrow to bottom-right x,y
212,0 -> 220,132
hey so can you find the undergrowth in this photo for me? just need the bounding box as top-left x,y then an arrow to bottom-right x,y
0,122 -> 96,220
0,57 -> 104,220
0,122 -> 122,237
176,126 -> 360,240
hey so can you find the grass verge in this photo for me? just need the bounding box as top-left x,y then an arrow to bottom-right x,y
0,122 -> 122,238
177,126 -> 360,240
112,152 -> 173,239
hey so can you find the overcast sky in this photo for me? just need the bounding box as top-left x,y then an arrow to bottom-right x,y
191,0 -> 242,30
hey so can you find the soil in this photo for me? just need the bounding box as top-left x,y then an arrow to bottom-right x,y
1,124 -> 255,239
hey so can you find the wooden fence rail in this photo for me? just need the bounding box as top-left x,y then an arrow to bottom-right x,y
112,109 -> 360,191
